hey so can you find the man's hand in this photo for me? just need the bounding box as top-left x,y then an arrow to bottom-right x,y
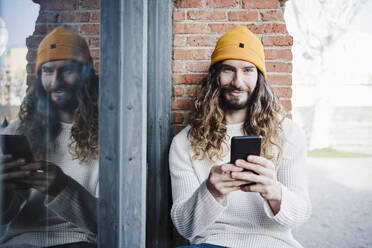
0,154 -> 32,209
19,161 -> 69,197
206,163 -> 246,199
231,155 -> 282,214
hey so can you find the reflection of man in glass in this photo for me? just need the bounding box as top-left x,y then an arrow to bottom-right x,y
169,26 -> 311,248
0,27 -> 98,248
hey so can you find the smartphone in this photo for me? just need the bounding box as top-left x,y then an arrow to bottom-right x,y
0,135 -> 34,162
230,136 -> 262,187
230,135 -> 262,164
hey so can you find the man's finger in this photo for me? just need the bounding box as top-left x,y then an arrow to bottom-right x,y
231,171 -> 270,185
222,180 -> 249,188
1,170 -> 31,181
19,179 -> 46,186
2,159 -> 27,171
219,163 -> 244,174
235,159 -> 267,175
19,162 -> 45,171
247,155 -> 274,170
0,154 -> 13,163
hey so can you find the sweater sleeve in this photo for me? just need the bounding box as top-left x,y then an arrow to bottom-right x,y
45,176 -> 97,235
169,132 -> 227,240
263,122 -> 312,228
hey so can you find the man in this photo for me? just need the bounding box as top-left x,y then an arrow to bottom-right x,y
0,27 -> 98,248
169,26 -> 311,248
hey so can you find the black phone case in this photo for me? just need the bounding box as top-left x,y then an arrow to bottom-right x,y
0,135 -> 34,162
230,135 -> 262,164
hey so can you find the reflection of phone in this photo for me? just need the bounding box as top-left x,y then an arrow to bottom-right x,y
0,135 -> 34,162
230,135 -> 262,164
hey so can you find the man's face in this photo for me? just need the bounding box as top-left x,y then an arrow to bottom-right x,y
40,60 -> 81,111
219,60 -> 258,111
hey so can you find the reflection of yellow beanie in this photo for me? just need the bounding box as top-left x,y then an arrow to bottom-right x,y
35,26 -> 93,74
211,25 -> 267,78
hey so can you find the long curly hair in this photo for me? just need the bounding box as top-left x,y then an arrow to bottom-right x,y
17,62 -> 98,163
188,62 -> 286,165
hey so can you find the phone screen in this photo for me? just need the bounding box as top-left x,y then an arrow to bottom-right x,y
230,135 -> 262,164
0,135 -> 34,162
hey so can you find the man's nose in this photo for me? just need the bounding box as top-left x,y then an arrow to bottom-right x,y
231,71 -> 243,88
50,71 -> 61,89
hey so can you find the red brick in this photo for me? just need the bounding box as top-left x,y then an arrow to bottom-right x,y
187,10 -> 226,20
90,49 -> 100,59
41,0 -> 76,10
264,49 -> 292,60
174,35 -> 186,47
186,36 -> 218,47
173,87 -> 185,96
206,0 -> 237,8
266,62 -> 292,73
26,63 -> 35,74
80,0 -> 100,9
80,24 -> 100,34
36,13 -> 59,23
91,11 -> 100,21
247,23 -> 287,34
173,9 -> 186,21
280,100 -> 292,111
173,61 -> 184,73
173,74 -> 205,85
27,75 -> 37,85
242,0 -> 278,9
228,11 -> 259,21
267,74 -> 292,85
174,23 -> 208,34
273,87 -> 292,98
172,112 -> 184,124
188,86 -> 200,97
172,99 -> 194,110
262,36 -> 293,46
60,12 -> 90,22
171,124 -> 187,137
260,10 -> 284,21
173,49 -> 207,60
208,23 -> 236,33
174,0 -> 203,8
26,50 -> 37,62
33,24 -> 58,35
26,36 -> 43,48
186,61 -> 209,72
88,37 -> 100,48
94,61 -> 99,72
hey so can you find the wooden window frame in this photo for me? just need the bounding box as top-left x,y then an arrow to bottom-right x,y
99,0 -> 173,247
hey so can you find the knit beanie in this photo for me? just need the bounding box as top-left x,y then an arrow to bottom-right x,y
35,26 -> 93,74
211,25 -> 267,78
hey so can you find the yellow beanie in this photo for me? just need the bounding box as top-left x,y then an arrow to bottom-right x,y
211,25 -> 267,78
35,26 -> 93,74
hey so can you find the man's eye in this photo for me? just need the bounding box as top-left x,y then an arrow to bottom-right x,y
42,68 -> 53,74
243,68 -> 254,73
222,67 -> 234,72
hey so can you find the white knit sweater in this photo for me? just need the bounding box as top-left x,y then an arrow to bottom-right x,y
169,119 -> 311,248
0,120 -> 98,247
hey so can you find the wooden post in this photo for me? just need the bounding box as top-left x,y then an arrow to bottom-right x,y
99,0 -> 147,247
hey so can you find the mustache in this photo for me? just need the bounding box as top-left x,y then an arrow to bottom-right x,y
221,85 -> 248,92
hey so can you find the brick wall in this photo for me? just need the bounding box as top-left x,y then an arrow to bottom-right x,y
172,0 -> 293,135
27,0 -> 292,136
26,0 -> 100,85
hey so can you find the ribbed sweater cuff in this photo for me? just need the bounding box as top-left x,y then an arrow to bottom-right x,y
263,184 -> 308,228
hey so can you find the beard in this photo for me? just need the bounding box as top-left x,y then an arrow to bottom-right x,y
220,85 -> 251,111
48,85 -> 80,112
